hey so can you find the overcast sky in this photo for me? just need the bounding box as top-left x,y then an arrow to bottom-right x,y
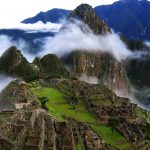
0,0 -> 119,27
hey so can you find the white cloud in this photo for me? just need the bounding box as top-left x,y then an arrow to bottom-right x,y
0,35 -> 35,62
0,21 -> 62,33
79,74 -> 99,84
0,19 -> 148,63
40,19 -> 132,61
145,41 -> 150,48
0,21 -> 62,62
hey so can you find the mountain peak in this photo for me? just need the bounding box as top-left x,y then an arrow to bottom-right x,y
0,46 -> 26,73
120,0 -> 146,3
22,9 -> 70,24
68,4 -> 111,34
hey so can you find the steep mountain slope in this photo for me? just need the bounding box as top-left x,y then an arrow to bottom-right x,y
68,4 -> 111,34
62,4 -> 130,96
0,46 -> 28,73
95,0 -> 150,40
0,79 -> 35,110
0,46 -> 39,81
61,3 -> 150,103
0,29 -> 55,54
22,8 -> 70,24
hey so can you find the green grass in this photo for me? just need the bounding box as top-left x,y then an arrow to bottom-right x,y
75,144 -> 82,150
136,108 -> 147,120
34,87 -> 96,122
0,113 -> 13,124
91,124 -> 134,150
90,97 -> 112,106
75,134 -> 84,150
30,83 -> 135,149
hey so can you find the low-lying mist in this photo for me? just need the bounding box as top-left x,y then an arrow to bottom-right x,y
129,87 -> 150,110
0,21 -> 63,62
0,19 -> 150,110
0,75 -> 13,93
0,19 -> 148,63
79,74 -> 99,85
0,21 -> 62,33
0,35 -> 36,62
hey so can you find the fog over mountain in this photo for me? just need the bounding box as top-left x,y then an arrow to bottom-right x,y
0,75 -> 13,93
0,2 -> 150,110
40,19 -> 133,61
0,19 -> 139,63
0,21 -> 62,62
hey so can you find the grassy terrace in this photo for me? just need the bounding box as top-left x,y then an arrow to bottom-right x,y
0,113 -> 13,124
31,84 -> 96,122
91,124 -> 134,150
136,107 -> 147,120
75,134 -> 84,150
29,81 -> 134,149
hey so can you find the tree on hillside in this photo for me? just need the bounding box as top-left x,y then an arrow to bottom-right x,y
108,117 -> 119,135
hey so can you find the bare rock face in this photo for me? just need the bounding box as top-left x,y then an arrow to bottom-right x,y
65,51 -> 129,96
105,61 -> 130,96
66,51 -> 105,77
61,3 -> 130,95
63,4 -> 150,98
68,4 -> 111,34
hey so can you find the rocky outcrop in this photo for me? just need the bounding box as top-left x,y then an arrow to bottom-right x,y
64,50 -> 129,96
105,60 -> 130,96
62,4 -> 150,98
68,4 -> 111,35
60,4 -> 130,96
65,51 -> 105,77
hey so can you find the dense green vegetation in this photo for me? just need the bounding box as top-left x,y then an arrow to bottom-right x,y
12,61 -> 39,81
39,54 -> 69,78
136,107 -> 147,120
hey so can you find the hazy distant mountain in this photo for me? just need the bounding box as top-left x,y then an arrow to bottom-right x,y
0,29 -> 55,54
95,0 -> 150,40
21,8 -> 70,24
21,0 -> 150,40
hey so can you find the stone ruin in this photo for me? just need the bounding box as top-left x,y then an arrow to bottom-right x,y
67,118 -> 109,150
0,109 -> 112,150
0,109 -> 75,150
116,119 -> 144,143
89,100 -> 137,121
